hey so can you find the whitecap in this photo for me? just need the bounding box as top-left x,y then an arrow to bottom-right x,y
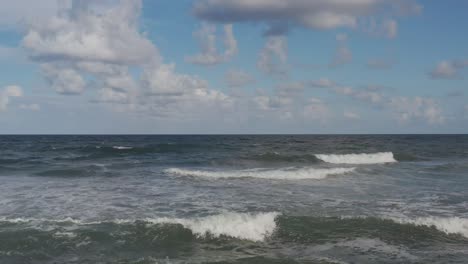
393,216 -> 468,238
315,152 -> 396,164
145,212 -> 279,242
112,146 -> 133,150
165,167 -> 355,180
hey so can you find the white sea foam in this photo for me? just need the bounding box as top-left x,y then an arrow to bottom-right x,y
165,167 -> 355,180
145,212 -> 279,241
113,146 -> 133,150
315,152 -> 396,164
393,216 -> 468,238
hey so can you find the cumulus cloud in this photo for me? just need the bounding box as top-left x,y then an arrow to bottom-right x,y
193,0 -> 421,35
22,0 -> 159,99
312,77 -> 445,124
21,0 -> 233,120
23,0 -> 159,65
429,60 -> 468,79
225,69 -> 255,88
186,23 -> 238,65
389,97 -> 444,124
139,63 -> 233,117
41,63 -> 87,95
257,36 -> 289,76
0,85 -> 23,111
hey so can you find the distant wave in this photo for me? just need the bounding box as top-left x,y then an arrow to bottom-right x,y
315,152 -> 397,164
112,146 -> 134,150
0,212 -> 279,242
243,152 -> 320,163
165,167 -> 355,180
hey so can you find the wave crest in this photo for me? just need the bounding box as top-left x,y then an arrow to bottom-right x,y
146,212 -> 279,242
315,152 -> 397,164
0,212 -> 279,242
165,167 -> 355,180
393,216 -> 468,238
112,146 -> 133,150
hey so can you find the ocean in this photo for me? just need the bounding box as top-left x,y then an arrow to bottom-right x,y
0,135 -> 467,263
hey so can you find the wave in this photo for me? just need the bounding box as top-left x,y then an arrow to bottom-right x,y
1,214 -> 467,248
392,216 -> 468,238
165,167 -> 355,180
1,214 -> 466,263
0,212 -> 278,242
112,146 -> 133,150
242,152 -> 320,163
144,212 -> 278,242
315,152 -> 397,164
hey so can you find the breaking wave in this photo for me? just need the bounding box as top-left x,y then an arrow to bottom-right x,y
0,212 -> 278,242
144,212 -> 279,242
165,167 -> 355,180
315,152 -> 397,164
392,216 -> 468,238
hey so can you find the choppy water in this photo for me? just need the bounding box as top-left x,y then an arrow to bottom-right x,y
0,135 -> 467,263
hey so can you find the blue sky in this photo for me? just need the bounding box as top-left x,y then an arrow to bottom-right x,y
0,0 -> 467,134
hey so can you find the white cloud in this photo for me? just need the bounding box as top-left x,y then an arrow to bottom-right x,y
23,0 -> 159,65
314,77 -> 445,125
344,111 -> 360,119
140,63 -> 233,117
429,60 -> 468,79
193,0 -> 421,35
0,85 -> 23,111
20,0 -> 235,121
41,63 -> 87,95
186,23 -> 238,65
225,69 -> 255,88
389,97 -> 444,124
303,98 -> 329,120
257,36 -> 288,76
253,95 -> 292,111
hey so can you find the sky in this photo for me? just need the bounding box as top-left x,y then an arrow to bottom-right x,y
0,0 -> 467,134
